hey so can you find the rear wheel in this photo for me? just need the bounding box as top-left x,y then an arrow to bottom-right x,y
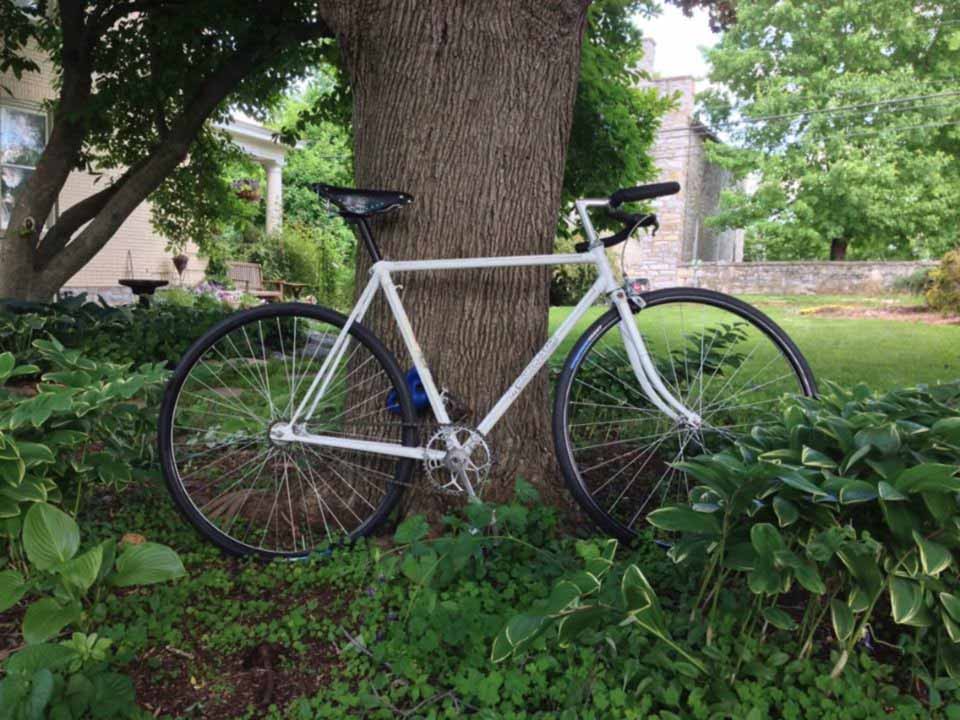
158,303 -> 416,559
553,288 -> 816,543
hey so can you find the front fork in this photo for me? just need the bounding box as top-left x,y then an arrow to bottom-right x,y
610,287 -> 702,429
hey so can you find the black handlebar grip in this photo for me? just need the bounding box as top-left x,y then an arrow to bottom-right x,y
609,182 -> 681,207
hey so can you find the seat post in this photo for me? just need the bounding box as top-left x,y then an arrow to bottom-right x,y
352,216 -> 383,263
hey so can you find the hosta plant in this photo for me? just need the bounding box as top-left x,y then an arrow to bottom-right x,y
0,343 -> 167,535
649,381 -> 960,679
0,502 -> 185,719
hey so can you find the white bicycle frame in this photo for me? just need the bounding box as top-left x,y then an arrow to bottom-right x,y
271,199 -> 702,495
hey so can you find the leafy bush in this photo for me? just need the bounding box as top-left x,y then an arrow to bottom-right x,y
927,249 -> 960,315
892,267 -> 934,296
0,343 -> 167,531
204,220 -> 355,309
640,382 -> 960,681
551,235 -> 599,306
0,293 -> 232,369
0,503 -> 184,719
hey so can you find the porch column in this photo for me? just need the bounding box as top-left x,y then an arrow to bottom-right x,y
263,159 -> 283,236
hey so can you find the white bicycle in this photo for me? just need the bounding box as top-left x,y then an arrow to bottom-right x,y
159,181 -> 817,558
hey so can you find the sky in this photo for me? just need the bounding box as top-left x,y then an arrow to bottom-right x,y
635,5 -> 719,80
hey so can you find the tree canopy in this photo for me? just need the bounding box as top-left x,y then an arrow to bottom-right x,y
701,0 -> 960,261
0,0 -> 332,299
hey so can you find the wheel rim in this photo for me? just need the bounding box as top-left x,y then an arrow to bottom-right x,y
561,295 -> 812,538
165,309 -> 410,556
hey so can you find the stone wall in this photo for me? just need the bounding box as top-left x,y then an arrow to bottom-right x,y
676,261 -> 937,295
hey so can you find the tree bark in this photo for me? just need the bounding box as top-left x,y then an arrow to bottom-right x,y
830,238 -> 848,261
323,0 -> 590,511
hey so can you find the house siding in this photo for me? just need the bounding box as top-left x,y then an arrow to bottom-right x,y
1,47 -> 206,294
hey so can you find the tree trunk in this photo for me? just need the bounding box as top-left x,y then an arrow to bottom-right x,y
830,238 -> 848,261
323,0 -> 590,512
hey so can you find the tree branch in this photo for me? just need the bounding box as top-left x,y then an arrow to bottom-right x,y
34,173 -> 133,269
41,17 -> 332,288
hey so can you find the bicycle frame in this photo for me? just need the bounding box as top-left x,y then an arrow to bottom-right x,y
271,199 -> 702,475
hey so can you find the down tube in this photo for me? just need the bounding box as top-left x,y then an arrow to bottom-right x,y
475,277 -> 607,437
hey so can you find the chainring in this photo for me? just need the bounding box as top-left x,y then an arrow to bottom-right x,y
423,425 -> 493,497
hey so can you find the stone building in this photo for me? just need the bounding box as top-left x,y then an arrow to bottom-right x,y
618,40 -> 744,289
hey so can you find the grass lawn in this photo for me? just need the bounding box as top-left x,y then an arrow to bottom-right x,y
548,294 -> 960,392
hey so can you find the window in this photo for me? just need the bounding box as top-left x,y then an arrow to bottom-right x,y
1,104 -> 47,233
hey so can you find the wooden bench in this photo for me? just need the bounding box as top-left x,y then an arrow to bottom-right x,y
226,262 -> 283,302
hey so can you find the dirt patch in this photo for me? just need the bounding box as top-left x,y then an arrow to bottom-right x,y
131,636 -> 342,718
800,304 -> 960,325
129,583 -> 348,719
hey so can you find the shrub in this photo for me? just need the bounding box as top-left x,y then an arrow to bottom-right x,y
204,219 -> 356,309
892,267 -> 934,296
926,249 -> 960,315
0,343 -> 167,532
551,235 -> 598,306
644,381 -> 960,681
491,382 -> 960,703
0,293 -> 232,369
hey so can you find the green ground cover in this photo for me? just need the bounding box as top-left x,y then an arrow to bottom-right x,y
3,294 -> 960,719
549,295 -> 960,391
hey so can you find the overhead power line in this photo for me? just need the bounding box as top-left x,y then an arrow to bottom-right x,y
655,90 -> 960,135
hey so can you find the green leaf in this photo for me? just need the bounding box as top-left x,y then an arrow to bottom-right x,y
878,481 -> 907,501
646,506 -> 721,535
91,672 -> 136,716
621,564 -> 657,613
15,443 -> 54,466
505,614 -> 545,647
940,593 -> 960,623
793,561 -> 826,595
0,457 -> 26,488
762,607 -> 797,631
0,570 -> 26,613
22,503 -> 80,570
490,628 -> 513,663
831,600 -> 855,642
750,523 -> 786,559
4,644 -> 78,674
932,417 -> 960,445
889,577 -> 925,625
110,543 -> 185,587
393,515 -> 429,544
838,480 -> 878,504
913,531 -> 952,576
0,352 -> 14,381
944,611 -> 960,644
840,444 -> 872,474
0,476 -> 47,503
772,496 -> 799,527
854,424 -> 901,456
801,446 -> 836,469
27,667 -> 54,717
23,599 -> 81,644
60,545 -> 104,594
777,469 -> 832,499
557,605 -> 607,646
896,463 -> 960,494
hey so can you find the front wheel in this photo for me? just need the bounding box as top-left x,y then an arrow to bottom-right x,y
553,288 -> 816,543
